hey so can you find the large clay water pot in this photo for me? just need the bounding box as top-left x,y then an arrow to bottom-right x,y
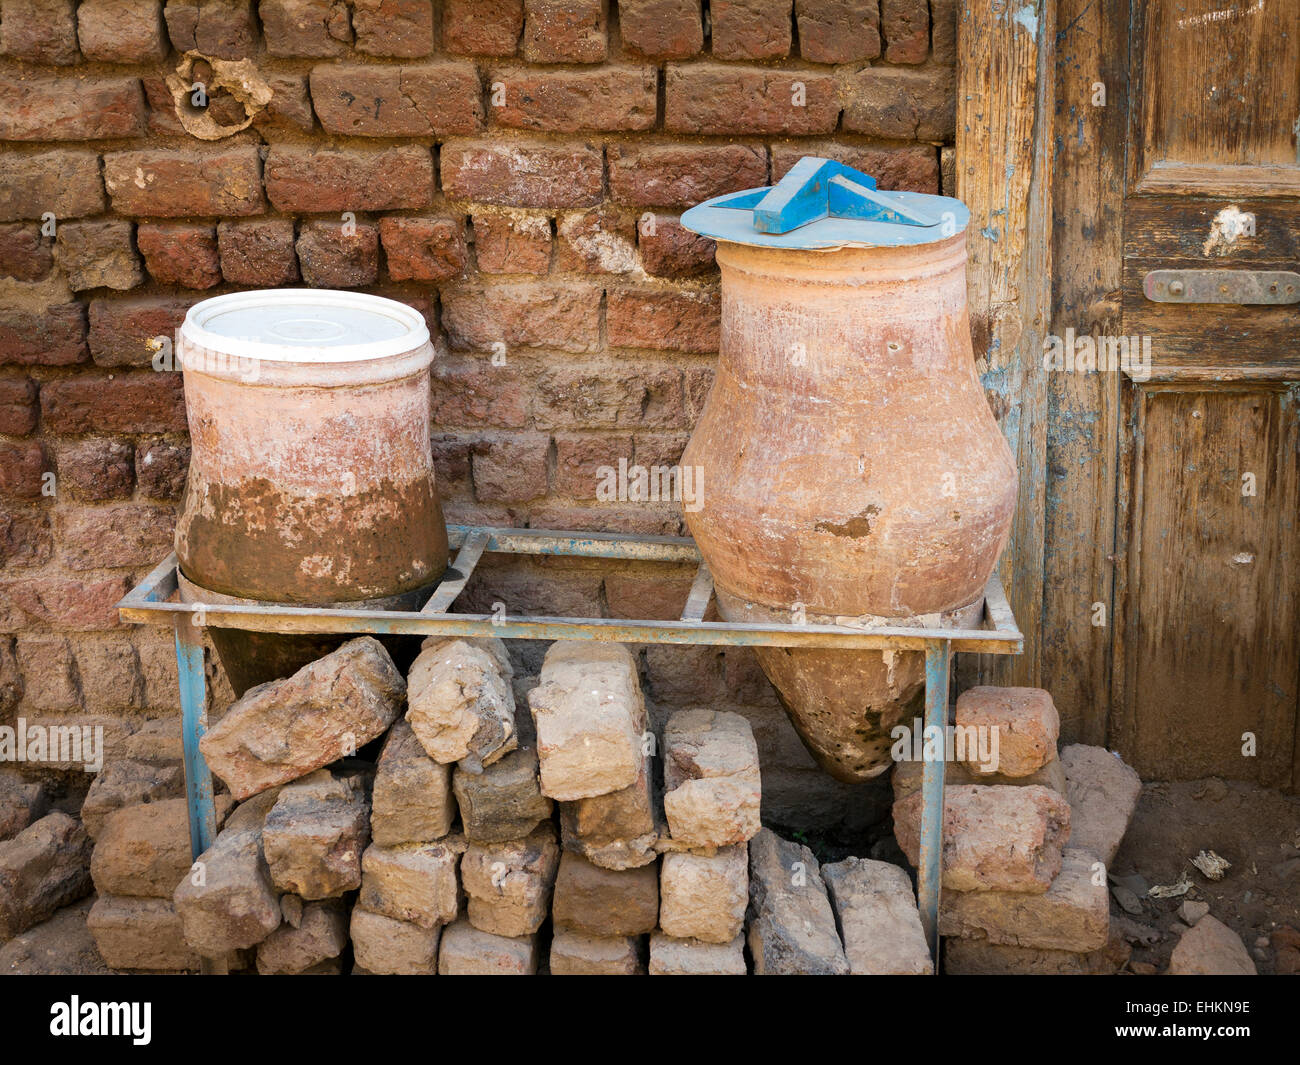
680,159 -> 1016,782
175,290 -> 449,695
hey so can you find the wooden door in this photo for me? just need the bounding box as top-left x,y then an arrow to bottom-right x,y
1112,0 -> 1300,789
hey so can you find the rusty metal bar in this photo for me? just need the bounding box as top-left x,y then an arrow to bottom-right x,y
421,529 -> 490,615
680,560 -> 715,622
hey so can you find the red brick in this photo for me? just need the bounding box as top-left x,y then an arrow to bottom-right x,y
2,576 -> 130,630
684,365 -> 712,419
164,0 -> 258,59
619,0 -> 702,59
554,207 -> 637,274
296,220 -> 379,288
0,377 -> 39,435
473,212 -> 552,274
40,373 -> 186,434
710,0 -> 791,60
57,438 -> 135,501
310,63 -> 483,137
0,76 -> 145,141
523,0 -> 605,63
260,0 -> 352,57
217,218 -> 300,286
608,143 -> 766,208
88,296 -> 191,368
431,360 -> 529,429
442,282 -> 600,353
140,75 -> 185,136
353,0 -> 433,56
795,0 -> 880,63
932,0 -> 956,65
533,365 -> 685,428
665,64 -> 839,134
0,0 -> 79,64
0,507 -> 52,568
881,0 -> 928,64
135,440 -> 190,500
607,287 -> 719,352
379,216 -> 468,282
842,65 -> 953,140
633,429 -> 691,468
552,433 -> 628,497
58,504 -> 176,571
54,220 -> 142,292
265,145 -> 433,212
441,140 -> 603,208
78,0 -> 168,61
771,142 -> 938,193
0,224 -> 52,282
431,433 -> 473,496
0,151 -> 104,222
472,433 -> 551,503
459,560 -> 604,618
488,66 -> 656,133
253,74 -> 316,133
0,441 -> 47,500
442,0 -> 523,56
136,224 -> 221,289
0,304 -> 87,367
637,215 -> 716,277
103,147 -> 265,217
527,503 -> 681,536
604,573 -> 694,620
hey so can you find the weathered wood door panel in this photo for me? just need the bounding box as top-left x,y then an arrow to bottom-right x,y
1112,0 -> 1300,788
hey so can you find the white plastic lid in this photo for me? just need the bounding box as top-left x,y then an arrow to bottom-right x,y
180,289 -> 430,363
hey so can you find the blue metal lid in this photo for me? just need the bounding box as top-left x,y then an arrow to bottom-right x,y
680,156 -> 969,251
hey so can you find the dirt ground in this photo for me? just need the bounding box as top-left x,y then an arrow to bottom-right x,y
1111,779 -> 1300,975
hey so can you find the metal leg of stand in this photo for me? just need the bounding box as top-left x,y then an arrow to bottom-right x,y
173,614 -> 225,975
917,639 -> 950,972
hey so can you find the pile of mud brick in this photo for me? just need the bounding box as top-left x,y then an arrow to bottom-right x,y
892,687 -> 1143,974
2,635 -> 1145,975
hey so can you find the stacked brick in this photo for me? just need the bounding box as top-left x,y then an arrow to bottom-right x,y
0,5 -> 955,827
890,686 -> 1143,975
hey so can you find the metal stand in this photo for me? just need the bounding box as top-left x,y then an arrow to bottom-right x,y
120,525 -> 1022,973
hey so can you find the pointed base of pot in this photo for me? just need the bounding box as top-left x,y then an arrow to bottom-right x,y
714,590 -> 984,783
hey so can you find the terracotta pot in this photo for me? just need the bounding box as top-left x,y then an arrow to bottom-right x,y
174,290 -> 448,693
680,215 -> 1016,781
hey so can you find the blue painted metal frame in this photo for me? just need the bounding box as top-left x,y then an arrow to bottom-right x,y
119,526 -> 1020,973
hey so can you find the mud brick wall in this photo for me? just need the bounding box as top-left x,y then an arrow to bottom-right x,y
0,0 -> 955,827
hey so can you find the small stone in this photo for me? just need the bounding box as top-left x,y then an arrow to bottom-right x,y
1180,899 -> 1210,926
822,856 -> 933,975
438,917 -> 538,974
0,772 -> 49,841
649,931 -> 747,975
349,907 -> 439,974
1061,744 -> 1142,868
550,927 -> 645,975
893,784 -> 1072,893
358,836 -> 464,929
262,769 -> 371,900
746,828 -> 849,975
955,686 -> 1060,777
461,823 -> 560,937
453,744 -> 553,843
551,850 -> 659,936
87,895 -> 199,971
938,848 -> 1109,952
558,749 -> 658,869
256,899 -> 349,974
407,636 -> 516,772
1168,915 -> 1256,975
371,718 -> 456,845
0,898 -> 109,975
659,846 -> 747,944
891,752 -> 1066,803
200,637 -> 405,800
528,641 -> 645,801
172,790 -> 282,957
662,708 -> 761,848
81,760 -> 184,840
91,796 -> 234,899
0,812 -> 93,940
944,926 -> 1131,975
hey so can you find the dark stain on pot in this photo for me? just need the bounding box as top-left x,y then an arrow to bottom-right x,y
815,504 -> 881,539
176,472 -> 449,603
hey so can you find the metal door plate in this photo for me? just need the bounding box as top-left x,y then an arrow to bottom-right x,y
1144,269 -> 1300,305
